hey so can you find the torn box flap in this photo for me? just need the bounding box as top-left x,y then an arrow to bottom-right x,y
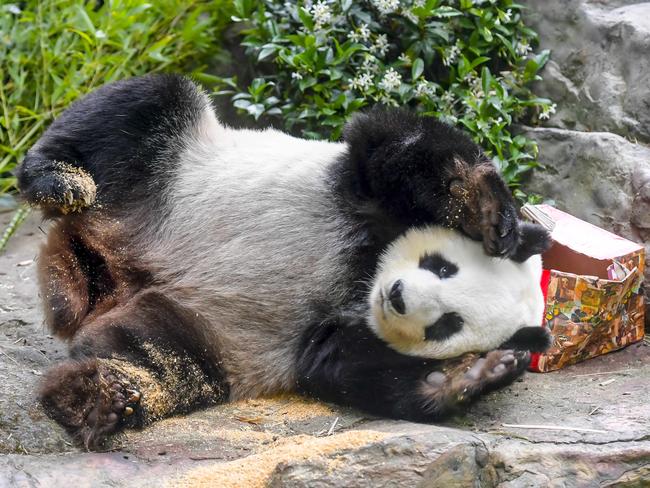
521,204 -> 643,261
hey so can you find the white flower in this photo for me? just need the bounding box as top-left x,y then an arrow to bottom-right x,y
463,71 -> 477,84
398,52 -> 411,64
6,4 -> 21,14
515,40 -> 532,56
372,0 -> 400,16
310,1 -> 333,29
370,34 -> 389,57
414,81 -> 435,98
348,30 -> 360,42
440,91 -> 454,106
358,23 -> 371,41
539,103 -> 557,120
350,72 -> 374,91
502,8 -> 512,23
361,56 -> 380,73
379,67 -> 402,91
402,7 -> 418,24
413,0 -> 425,7
94,30 -> 106,40
292,72 -> 303,80
443,45 -> 461,67
380,94 -> 399,106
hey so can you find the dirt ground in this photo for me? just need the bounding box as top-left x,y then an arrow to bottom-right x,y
1,211 -> 649,487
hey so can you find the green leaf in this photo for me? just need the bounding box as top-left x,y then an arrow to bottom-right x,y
298,7 -> 314,30
411,58 -> 424,80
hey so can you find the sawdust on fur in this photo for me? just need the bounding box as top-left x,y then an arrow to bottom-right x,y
33,161 -> 97,213
103,342 -> 219,422
170,430 -> 387,488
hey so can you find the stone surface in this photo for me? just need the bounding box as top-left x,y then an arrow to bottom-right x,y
521,0 -> 650,143
1,213 -> 649,487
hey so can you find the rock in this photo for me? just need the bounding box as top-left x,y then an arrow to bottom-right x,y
521,1 -> 650,143
1,213 -> 649,486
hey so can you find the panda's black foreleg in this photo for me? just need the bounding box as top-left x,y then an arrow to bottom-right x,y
16,74 -> 207,215
295,317 -> 530,422
499,326 -> 552,353
336,108 -> 521,257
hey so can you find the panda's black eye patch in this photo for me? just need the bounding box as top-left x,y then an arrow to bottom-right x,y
424,312 -> 464,341
418,253 -> 458,279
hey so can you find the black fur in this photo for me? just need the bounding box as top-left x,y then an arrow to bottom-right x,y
16,74 -> 206,213
511,222 -> 553,263
330,107 -> 521,295
499,326 -> 552,353
296,311 -> 530,422
424,312 -> 464,341
337,108 -> 484,227
419,253 -> 459,279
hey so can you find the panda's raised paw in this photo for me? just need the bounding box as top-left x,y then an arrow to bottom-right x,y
452,164 -> 520,258
17,159 -> 97,214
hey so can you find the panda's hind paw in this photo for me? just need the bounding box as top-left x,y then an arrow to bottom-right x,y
40,359 -> 141,450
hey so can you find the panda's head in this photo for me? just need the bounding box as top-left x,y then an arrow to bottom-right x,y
367,223 -> 550,359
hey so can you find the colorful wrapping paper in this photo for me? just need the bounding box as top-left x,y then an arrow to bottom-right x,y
523,205 -> 646,372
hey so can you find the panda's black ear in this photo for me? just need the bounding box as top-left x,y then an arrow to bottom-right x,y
510,222 -> 552,263
342,107 -> 423,169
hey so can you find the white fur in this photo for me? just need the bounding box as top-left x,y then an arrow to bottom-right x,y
136,106 -> 353,398
367,226 -> 544,359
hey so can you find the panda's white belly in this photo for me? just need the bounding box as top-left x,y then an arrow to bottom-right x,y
138,115 -> 353,396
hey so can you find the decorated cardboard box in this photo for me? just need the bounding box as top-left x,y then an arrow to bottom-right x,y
522,204 -> 645,372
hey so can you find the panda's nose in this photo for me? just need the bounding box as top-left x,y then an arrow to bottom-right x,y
388,280 -> 406,315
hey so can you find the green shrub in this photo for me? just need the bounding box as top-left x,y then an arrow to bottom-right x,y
215,0 -> 553,199
0,0 -> 225,194
1,0 -> 553,248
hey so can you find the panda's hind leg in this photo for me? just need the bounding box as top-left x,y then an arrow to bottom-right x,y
16,74 -> 209,216
40,290 -> 227,449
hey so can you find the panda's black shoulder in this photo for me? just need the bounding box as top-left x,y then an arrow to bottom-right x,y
342,106 -> 482,170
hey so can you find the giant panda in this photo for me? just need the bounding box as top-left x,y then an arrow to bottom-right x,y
16,74 -> 550,448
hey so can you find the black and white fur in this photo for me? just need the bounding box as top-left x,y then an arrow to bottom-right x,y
369,224 -> 549,359
17,74 -> 550,447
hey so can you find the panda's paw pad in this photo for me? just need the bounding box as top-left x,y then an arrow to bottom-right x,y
40,359 -> 141,450
465,350 -> 529,386
425,371 -> 447,387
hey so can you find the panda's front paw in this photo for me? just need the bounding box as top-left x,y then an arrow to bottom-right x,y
450,164 -> 520,257
465,349 -> 530,394
500,326 -> 552,353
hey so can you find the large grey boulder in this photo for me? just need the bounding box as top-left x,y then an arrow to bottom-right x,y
521,1 -> 650,143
